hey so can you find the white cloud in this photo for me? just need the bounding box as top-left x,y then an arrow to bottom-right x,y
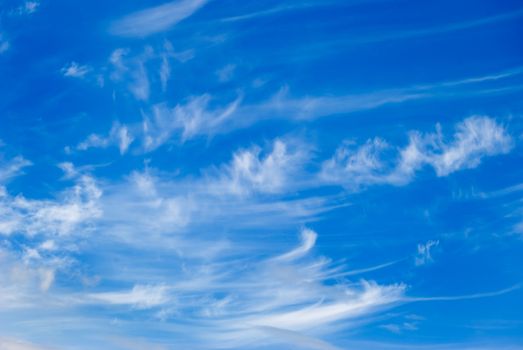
129,60 -> 150,101
273,228 -> 317,262
415,240 -> 439,266
143,94 -> 242,148
77,134 -> 108,150
0,138 -> 515,349
77,123 -> 134,154
321,138 -> 390,190
391,116 -> 512,181
80,226 -> 405,349
428,116 -> 513,176
61,62 -> 91,78
188,234 -> 406,349
0,245 -> 67,308
38,268 -> 55,292
117,125 -> 134,154
89,284 -> 170,309
227,67 -> 523,128
109,47 -> 155,101
213,139 -> 308,195
0,171 -> 102,237
110,0 -> 208,37
321,116 -> 513,189
84,64 -> 522,152
0,156 -> 32,184
160,55 -> 170,91
244,86 -> 426,121
380,321 -> 419,334
244,281 -> 404,332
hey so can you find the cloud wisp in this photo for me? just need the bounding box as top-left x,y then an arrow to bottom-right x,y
2,0 -> 522,348
0,121 -> 519,348
77,123 -> 134,155
110,0 -> 208,37
84,228 -> 406,349
321,116 -> 513,190
77,65 -> 522,153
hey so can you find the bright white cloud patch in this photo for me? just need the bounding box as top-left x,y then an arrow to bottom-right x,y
426,116 -> 513,176
321,116 -> 512,189
215,139 -> 308,195
110,0 -> 208,37
0,167 -> 102,237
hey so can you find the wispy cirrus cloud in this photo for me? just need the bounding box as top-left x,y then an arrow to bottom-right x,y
272,228 -> 317,262
210,138 -> 309,196
321,116 -> 513,190
107,43 -> 194,101
355,7 -> 523,44
83,227 -> 406,349
415,240 -> 439,266
0,160 -> 102,237
0,131 -> 519,348
110,0 -> 208,37
239,66 -> 523,122
76,66 -> 523,152
142,94 -> 242,148
2,0 -> 522,348
0,156 -> 31,184
61,62 -> 92,78
77,123 -> 134,155
88,284 -> 170,309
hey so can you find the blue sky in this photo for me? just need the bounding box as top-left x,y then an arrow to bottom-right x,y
0,0 -> 523,349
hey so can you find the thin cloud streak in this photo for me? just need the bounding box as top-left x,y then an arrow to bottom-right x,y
110,0 -> 208,37
406,284 -> 522,302
75,65 -> 523,153
371,7 -> 523,42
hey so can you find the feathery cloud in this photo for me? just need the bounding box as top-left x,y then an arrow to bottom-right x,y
88,284 -> 170,309
61,62 -> 92,78
212,139 -> 309,195
0,169 -> 102,237
415,240 -> 439,266
77,123 -> 134,155
0,156 -> 31,184
143,94 -> 242,148
321,116 -> 513,190
273,228 -> 317,262
110,0 -> 208,37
